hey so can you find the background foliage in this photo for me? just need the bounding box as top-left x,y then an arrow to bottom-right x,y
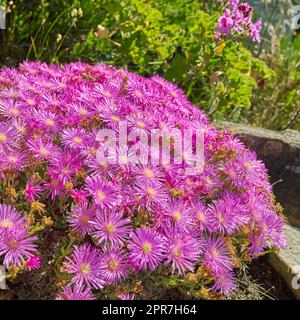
0,0 -> 299,130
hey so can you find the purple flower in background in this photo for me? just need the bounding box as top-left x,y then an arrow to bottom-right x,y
249,20 -> 262,43
216,16 -> 234,35
229,0 -> 240,10
215,1 -> 261,42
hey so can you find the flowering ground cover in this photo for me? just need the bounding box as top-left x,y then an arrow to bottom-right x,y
0,60 -> 287,300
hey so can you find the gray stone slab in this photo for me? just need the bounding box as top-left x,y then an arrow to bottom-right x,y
269,223 -> 300,299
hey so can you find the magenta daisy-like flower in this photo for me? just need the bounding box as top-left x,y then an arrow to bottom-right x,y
128,228 -> 166,271
71,188 -> 88,204
43,171 -> 65,200
204,237 -> 232,275
236,151 -> 268,187
133,165 -> 164,185
31,109 -> 60,132
92,210 -> 132,247
165,200 -> 192,231
0,150 -> 26,171
50,151 -> 82,184
56,285 -> 95,300
0,122 -> 18,147
0,228 -> 38,267
118,293 -> 135,300
61,128 -> 91,150
190,200 -> 212,234
25,255 -> 41,271
0,100 -> 21,119
0,204 -> 27,232
248,234 -> 266,256
85,176 -> 120,209
100,248 -> 129,285
258,211 -> 287,249
67,203 -> 95,237
164,225 -> 200,275
24,179 -> 43,203
208,192 -> 249,235
63,244 -> 104,289
134,181 -> 169,208
27,138 -> 59,161
212,271 -> 237,295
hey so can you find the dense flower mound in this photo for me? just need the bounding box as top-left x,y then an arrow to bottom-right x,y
0,61 -> 286,300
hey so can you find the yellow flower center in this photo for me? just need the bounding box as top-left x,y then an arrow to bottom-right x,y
217,212 -> 224,223
147,187 -> 156,196
45,119 -> 55,126
80,215 -> 90,225
111,115 -> 120,123
18,127 -> 25,134
80,263 -> 91,275
105,223 -> 116,233
142,242 -> 152,254
62,168 -> 71,174
144,168 -> 154,178
211,248 -> 219,258
0,133 -> 7,142
108,259 -> 119,271
8,156 -> 18,163
26,99 -> 35,106
244,162 -> 252,170
73,136 -> 83,144
0,219 -> 13,229
79,108 -> 88,115
119,155 -> 128,165
197,212 -> 206,223
135,90 -> 143,98
173,211 -> 182,222
103,91 -> 111,97
39,147 -> 49,155
173,247 -> 181,257
96,190 -> 106,201
11,108 -> 19,116
137,120 -> 146,128
9,240 -> 19,249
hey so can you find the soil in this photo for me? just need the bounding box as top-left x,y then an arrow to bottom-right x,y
227,256 -> 295,300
